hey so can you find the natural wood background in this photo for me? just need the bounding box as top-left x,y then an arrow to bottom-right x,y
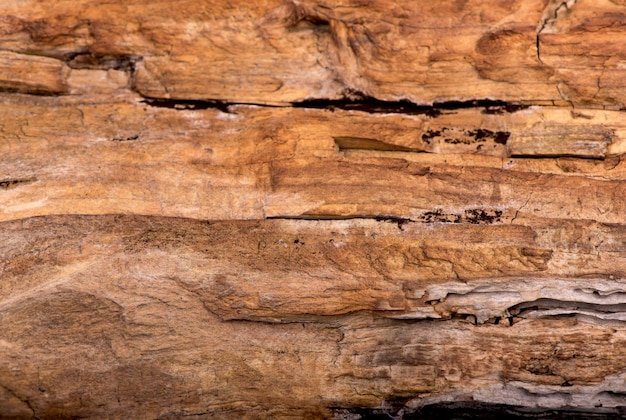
2,0 -> 626,418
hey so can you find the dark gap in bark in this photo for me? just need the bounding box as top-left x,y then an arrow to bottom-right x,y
334,136 -> 424,152
510,153 -> 607,161
0,178 -> 36,190
334,401 -> 626,419
267,209 -> 504,227
141,98 -> 233,113
141,96 -> 529,116
508,298 -> 626,317
66,53 -> 140,71
293,97 -> 529,116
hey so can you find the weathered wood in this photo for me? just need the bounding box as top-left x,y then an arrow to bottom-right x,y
0,51 -> 69,94
1,215 -> 625,418
0,0 -> 626,106
3,215 -> 625,323
3,97 -> 626,224
2,0 -> 626,418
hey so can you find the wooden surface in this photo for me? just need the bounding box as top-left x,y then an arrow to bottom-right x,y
2,0 -> 626,418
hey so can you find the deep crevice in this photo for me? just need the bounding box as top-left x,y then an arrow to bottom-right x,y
66,53 -> 140,71
510,153 -> 607,161
140,96 -> 529,116
293,97 -> 529,117
536,0 -> 579,63
334,401 -> 626,419
507,298 -> 626,324
141,98 -> 233,113
267,209 -> 504,228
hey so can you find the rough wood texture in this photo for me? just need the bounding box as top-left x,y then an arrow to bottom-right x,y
2,0 -> 626,418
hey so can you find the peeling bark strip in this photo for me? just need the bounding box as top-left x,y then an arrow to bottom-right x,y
2,0 -> 626,418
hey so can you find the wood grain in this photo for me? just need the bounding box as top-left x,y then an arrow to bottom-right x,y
1,0 -> 626,417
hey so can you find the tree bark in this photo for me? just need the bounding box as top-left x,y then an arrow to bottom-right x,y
1,0 -> 626,418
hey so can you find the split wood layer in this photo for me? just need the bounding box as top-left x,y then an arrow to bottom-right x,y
1,0 -> 626,418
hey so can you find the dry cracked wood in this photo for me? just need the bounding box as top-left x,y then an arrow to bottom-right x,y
1,0 -> 626,105
1,216 -> 626,418
2,0 -> 626,418
3,97 -> 626,224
